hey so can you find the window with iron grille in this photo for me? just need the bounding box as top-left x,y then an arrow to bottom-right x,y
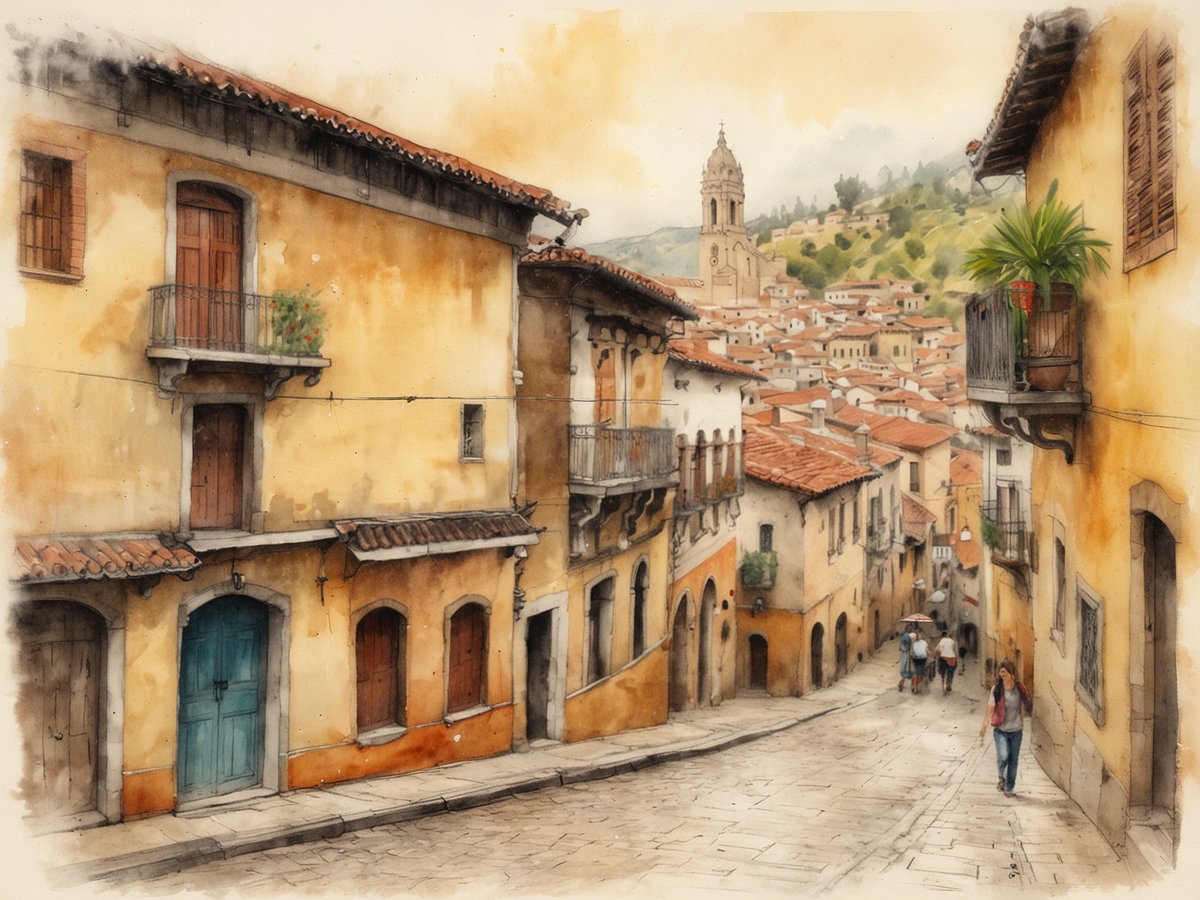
1124,33 -> 1176,271
20,146 -> 85,279
1076,580 -> 1104,724
909,461 -> 920,493
759,523 -> 773,553
461,403 -> 484,461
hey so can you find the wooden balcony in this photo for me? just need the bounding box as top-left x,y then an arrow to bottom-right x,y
965,285 -> 1088,463
146,284 -> 331,398
568,425 -> 676,495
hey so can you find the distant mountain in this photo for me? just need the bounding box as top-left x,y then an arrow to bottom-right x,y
580,226 -> 700,279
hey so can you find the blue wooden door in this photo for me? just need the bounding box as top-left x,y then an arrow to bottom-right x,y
178,596 -> 266,802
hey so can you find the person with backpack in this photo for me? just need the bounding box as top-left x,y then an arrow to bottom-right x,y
979,659 -> 1034,797
909,631 -> 929,693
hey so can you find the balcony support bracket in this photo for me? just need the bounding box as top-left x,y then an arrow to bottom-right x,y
154,358 -> 190,399
983,402 -> 1077,465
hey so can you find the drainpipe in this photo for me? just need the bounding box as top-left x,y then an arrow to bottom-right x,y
510,245 -> 522,505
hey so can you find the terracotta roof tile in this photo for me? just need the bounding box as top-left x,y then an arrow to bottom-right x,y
951,450 -> 983,486
520,246 -> 697,319
336,509 -> 540,559
13,535 -> 200,583
903,494 -> 937,541
743,425 -> 876,497
831,406 -> 956,451
141,50 -> 577,225
668,339 -> 767,380
955,536 -> 982,569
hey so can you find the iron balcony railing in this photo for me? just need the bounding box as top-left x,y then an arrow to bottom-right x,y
965,284 -> 1080,394
148,284 -> 326,357
568,425 -> 676,486
981,502 -> 1032,566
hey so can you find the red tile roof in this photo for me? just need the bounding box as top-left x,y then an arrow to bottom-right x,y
831,406 -> 956,451
955,536 -> 982,569
669,339 -> 767,380
336,509 -> 540,559
951,450 -> 983,486
743,425 -> 876,497
13,535 -> 200,583
520,247 -> 698,320
903,494 -> 937,541
781,423 -> 902,468
136,52 -> 579,227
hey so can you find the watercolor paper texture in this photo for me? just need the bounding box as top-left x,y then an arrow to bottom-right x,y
1,0 -> 1197,894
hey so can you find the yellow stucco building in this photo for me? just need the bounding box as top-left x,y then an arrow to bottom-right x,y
967,6 -> 1197,872
6,36 -> 583,824
515,247 -> 698,743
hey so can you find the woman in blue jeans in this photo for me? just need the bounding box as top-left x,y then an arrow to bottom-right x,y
979,659 -> 1033,797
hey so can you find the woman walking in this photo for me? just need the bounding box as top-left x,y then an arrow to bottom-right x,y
910,631 -> 929,693
980,659 -> 1033,797
897,626 -> 914,691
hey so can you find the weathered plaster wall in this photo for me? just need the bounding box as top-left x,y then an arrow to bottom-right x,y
1023,7 -> 1198,849
5,117 -> 517,537
671,536 -> 739,703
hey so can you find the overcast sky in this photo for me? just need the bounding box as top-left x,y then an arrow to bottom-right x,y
6,0 -> 1196,243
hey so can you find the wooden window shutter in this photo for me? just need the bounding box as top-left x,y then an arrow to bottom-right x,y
356,609 -> 404,731
448,604 -> 486,713
1124,34 -> 1176,270
190,404 -> 245,529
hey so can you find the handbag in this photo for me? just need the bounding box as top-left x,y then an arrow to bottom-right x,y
945,656 -> 957,668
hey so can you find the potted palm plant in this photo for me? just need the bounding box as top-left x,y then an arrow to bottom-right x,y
963,180 -> 1110,390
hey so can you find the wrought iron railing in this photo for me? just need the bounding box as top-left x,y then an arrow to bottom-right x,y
568,425 -> 676,485
966,284 -> 1080,393
981,503 -> 1031,565
148,284 -> 326,357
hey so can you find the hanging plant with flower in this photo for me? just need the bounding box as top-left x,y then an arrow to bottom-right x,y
269,287 -> 326,355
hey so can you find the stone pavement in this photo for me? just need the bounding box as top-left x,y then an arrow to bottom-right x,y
13,647 -> 1172,895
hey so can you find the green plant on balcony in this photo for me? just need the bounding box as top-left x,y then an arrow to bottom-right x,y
962,179 -> 1111,309
740,550 -> 777,588
270,287 -> 326,355
981,515 -> 1002,551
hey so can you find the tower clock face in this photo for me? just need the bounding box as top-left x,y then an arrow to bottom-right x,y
709,244 -> 719,266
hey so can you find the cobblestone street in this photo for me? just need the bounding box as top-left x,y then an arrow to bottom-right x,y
127,654 -> 1142,897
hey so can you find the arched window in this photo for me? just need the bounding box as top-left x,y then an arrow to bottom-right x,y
710,198 -> 718,226
632,562 -> 649,658
448,603 -> 487,712
587,577 -> 615,683
356,607 -> 407,731
729,200 -> 737,226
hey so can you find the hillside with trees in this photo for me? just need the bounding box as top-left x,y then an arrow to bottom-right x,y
581,151 -> 1021,324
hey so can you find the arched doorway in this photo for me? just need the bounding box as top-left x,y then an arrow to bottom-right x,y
748,634 -> 768,690
811,622 -> 825,689
178,595 -> 268,802
835,613 -> 849,679
1134,513 -> 1177,828
697,581 -> 716,706
669,596 -> 690,712
14,601 -> 105,822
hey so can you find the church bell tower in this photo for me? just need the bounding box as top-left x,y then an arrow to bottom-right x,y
700,126 -> 748,301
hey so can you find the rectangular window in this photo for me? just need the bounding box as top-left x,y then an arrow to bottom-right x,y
1124,33 -> 1176,270
852,496 -> 860,541
20,145 -> 86,279
461,403 -> 484,461
1076,580 -> 1104,724
838,501 -> 845,548
996,442 -> 1012,467
909,461 -> 920,493
828,509 -> 836,554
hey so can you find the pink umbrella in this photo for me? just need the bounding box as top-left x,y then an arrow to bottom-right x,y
899,613 -> 935,623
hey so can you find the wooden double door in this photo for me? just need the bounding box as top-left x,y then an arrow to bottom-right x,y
178,596 -> 266,802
